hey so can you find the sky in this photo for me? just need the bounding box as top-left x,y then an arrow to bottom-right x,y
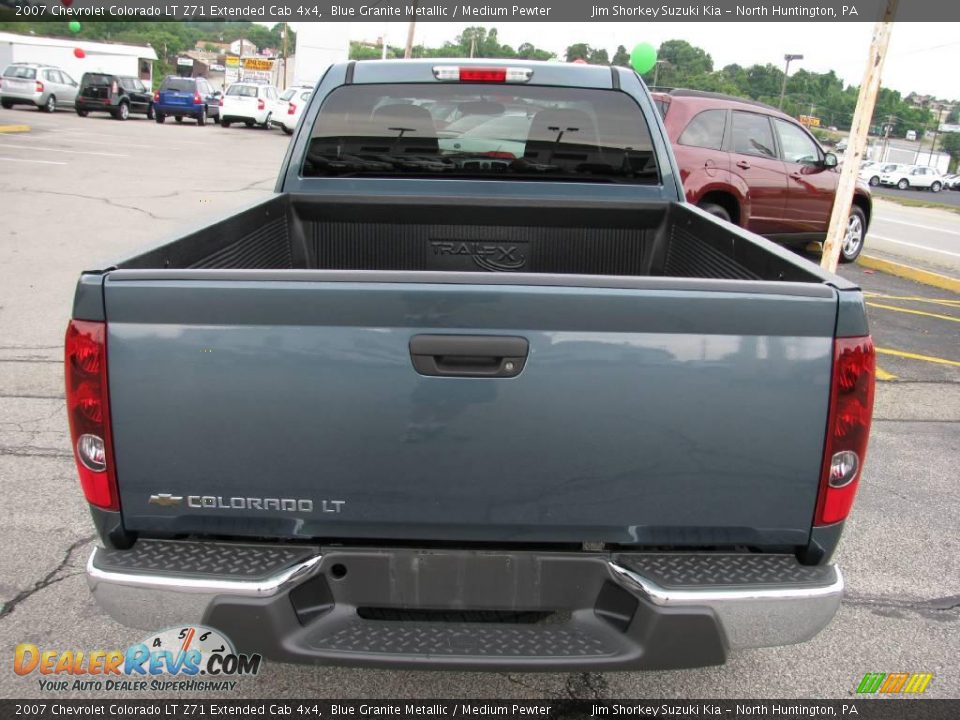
283,22 -> 960,99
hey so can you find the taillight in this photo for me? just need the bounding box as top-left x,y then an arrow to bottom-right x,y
257,98 -> 265,111
36,81 -> 44,93
814,336 -> 875,526
193,92 -> 202,105
153,91 -> 160,103
433,66 -> 533,83
65,320 -> 118,511
218,97 -> 223,107
288,102 -> 296,115
482,151 -> 516,159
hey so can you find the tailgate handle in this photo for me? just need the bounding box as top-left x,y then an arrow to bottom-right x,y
409,335 -> 528,378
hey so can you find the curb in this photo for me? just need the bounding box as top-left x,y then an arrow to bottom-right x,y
0,124 -> 31,133
858,255 -> 960,294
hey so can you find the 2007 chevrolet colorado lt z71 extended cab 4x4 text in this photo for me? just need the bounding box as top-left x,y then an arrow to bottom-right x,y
68,59 -> 875,671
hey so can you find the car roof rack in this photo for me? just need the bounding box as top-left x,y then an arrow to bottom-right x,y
668,88 -> 782,114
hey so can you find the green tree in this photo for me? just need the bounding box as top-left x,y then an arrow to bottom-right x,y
587,48 -> 609,65
612,45 -> 630,68
948,107 -> 960,124
565,43 -> 592,63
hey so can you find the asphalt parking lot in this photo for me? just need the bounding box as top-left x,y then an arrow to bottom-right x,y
0,107 -> 957,700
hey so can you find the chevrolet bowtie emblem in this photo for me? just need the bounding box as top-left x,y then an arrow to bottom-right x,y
148,493 -> 184,507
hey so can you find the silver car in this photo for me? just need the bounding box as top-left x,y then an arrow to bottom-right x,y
1,63 -> 79,113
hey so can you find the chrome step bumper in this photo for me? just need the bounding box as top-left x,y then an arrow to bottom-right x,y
87,541 -> 843,669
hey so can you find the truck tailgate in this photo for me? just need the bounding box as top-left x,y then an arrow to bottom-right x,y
104,275 -> 836,547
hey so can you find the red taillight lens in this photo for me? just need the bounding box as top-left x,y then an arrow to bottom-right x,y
36,81 -> 44,93
218,97 -> 223,107
482,151 -> 516,159
814,336 -> 875,526
459,67 -> 507,83
257,98 -> 265,111
194,92 -> 202,105
288,102 -> 296,115
153,91 -> 160,103
65,320 -> 118,511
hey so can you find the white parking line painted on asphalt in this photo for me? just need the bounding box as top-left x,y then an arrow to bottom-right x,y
46,129 -> 207,146
875,217 -> 960,237
0,143 -> 128,158
0,156 -> 67,166
869,234 -> 960,260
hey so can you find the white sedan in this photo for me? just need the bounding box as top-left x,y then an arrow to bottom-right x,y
219,83 -> 279,129
880,165 -> 945,192
859,162 -> 906,187
271,85 -> 312,135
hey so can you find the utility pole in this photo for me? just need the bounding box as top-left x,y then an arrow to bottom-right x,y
381,25 -> 388,60
880,114 -> 894,162
281,22 -> 288,90
404,0 -> 418,59
779,53 -> 803,110
470,35 -> 476,59
821,1 -> 898,273
652,60 -> 671,88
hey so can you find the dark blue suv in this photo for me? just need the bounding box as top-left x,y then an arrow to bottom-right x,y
153,76 -> 220,126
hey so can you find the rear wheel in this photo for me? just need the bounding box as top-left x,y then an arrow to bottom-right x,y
698,202 -> 733,224
261,112 -> 272,129
839,206 -> 867,263
282,126 -> 293,135
155,113 -> 166,124
175,115 -> 183,123
44,95 -> 56,113
0,99 -> 13,109
115,102 -> 129,121
244,120 -> 254,128
221,119 -> 231,128
931,181 -> 942,193
197,107 -> 206,126
76,108 -> 89,117
146,104 -> 155,120
868,176 -> 880,187
897,179 -> 909,190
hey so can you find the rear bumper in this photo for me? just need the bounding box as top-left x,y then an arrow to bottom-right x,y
1,91 -> 43,106
155,104 -> 203,117
87,541 -> 842,670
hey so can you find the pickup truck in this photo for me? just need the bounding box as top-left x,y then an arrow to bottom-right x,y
69,59 -> 875,671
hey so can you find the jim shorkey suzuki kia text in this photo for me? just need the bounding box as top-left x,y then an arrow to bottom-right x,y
67,59 -> 875,670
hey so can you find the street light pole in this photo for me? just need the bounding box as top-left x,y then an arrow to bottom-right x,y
779,53 -> 803,110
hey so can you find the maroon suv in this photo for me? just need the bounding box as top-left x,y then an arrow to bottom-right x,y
653,89 -> 872,263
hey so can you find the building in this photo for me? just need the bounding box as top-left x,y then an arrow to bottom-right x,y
229,39 -> 258,57
292,24 -> 350,87
0,32 -> 157,85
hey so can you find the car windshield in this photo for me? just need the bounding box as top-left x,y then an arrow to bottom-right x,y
161,78 -> 196,92
227,85 -> 259,97
302,83 -> 660,184
4,66 -> 37,80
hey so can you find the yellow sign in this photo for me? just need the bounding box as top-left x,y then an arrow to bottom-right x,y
242,58 -> 273,71
799,115 -> 821,128
225,56 -> 239,68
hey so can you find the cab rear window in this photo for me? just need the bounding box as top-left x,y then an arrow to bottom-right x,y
302,83 -> 659,184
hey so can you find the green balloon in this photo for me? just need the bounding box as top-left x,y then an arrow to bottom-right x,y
630,43 -> 657,75
68,21 -> 81,33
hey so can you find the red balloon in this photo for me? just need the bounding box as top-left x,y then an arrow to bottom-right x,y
73,48 -> 85,59
61,0 -> 73,6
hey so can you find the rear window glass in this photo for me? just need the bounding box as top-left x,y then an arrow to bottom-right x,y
280,88 -> 297,101
161,78 -> 196,91
4,66 -> 37,79
226,85 -> 259,97
82,74 -> 113,86
302,84 -> 659,184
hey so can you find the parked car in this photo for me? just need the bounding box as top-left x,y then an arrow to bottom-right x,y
219,82 -> 279,128
880,165 -> 944,192
859,162 -> 906,187
153,75 -> 220,126
75,73 -> 153,120
652,88 -> 873,262
1,63 -> 78,112
73,59 -> 873,672
271,85 -> 312,135
938,173 -> 960,190
436,113 -> 532,157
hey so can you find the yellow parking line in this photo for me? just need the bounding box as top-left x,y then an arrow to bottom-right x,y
865,293 -> 960,308
0,125 -> 31,134
858,255 -> 960,294
875,366 -> 898,381
876,348 -> 960,368
866,302 -> 960,323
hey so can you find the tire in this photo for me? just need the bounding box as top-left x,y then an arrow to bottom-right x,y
76,108 -> 88,117
115,102 -> 129,121
282,126 -> 293,135
221,119 -> 231,128
244,120 -> 254,128
44,95 -> 56,113
698,202 -> 733,224
261,112 -> 272,129
155,113 -> 166,124
931,181 -> 942,193
868,176 -> 880,187
147,104 -> 154,120
197,107 -> 206,126
839,206 -> 867,264
0,99 -> 13,109
897,179 -> 909,190
175,116 -> 183,123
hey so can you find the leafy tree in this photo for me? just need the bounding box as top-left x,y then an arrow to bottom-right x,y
612,45 -> 631,68
588,48 -> 609,65
565,43 -> 592,63
947,107 -> 959,124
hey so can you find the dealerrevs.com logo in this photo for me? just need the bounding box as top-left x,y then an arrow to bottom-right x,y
15,626 -> 262,693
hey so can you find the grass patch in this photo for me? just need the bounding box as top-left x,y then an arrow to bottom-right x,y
874,195 -> 960,215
